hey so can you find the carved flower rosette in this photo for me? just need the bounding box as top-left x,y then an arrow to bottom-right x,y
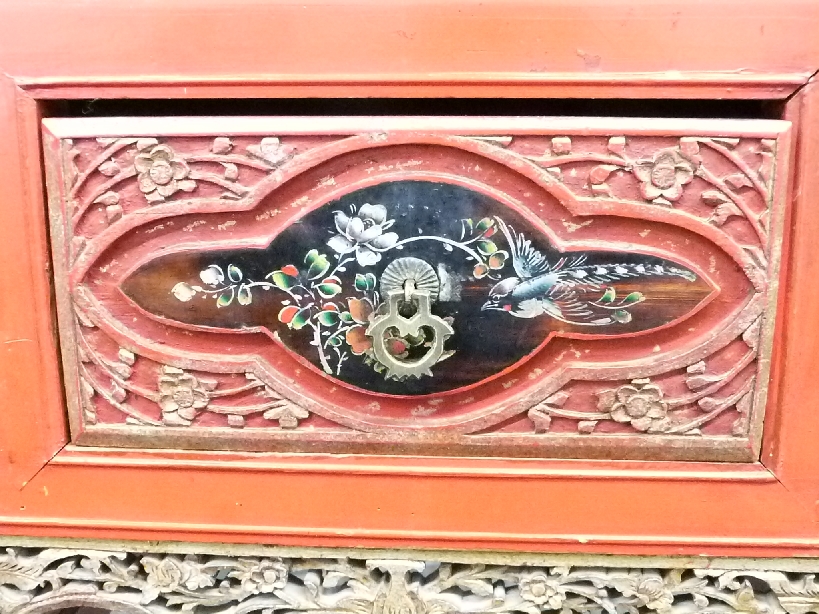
43,117 -> 792,460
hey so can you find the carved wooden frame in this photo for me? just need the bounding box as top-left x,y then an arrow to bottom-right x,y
1,0 -> 819,559
4,539 -> 819,614
43,116 -> 792,462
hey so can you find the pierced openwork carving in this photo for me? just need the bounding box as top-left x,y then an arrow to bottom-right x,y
1,546 -> 818,614
43,118 -> 791,460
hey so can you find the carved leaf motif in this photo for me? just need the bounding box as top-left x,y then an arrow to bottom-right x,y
247,137 -> 291,166
438,565 -> 501,597
577,420 -> 598,434
223,163 -> 239,181
0,560 -> 45,591
545,391 -> 569,407
702,190 -> 731,206
678,137 -> 702,164
111,383 -> 127,403
105,204 -> 123,224
725,173 -> 754,190
136,138 -> 159,152
93,191 -> 120,207
588,165 -> 619,185
713,138 -> 740,148
607,136 -> 626,155
118,348 -> 136,365
551,137 -> 572,155
528,408 -> 552,433
212,137 -> 234,154
263,403 -> 309,428
98,159 -> 120,177
711,202 -> 743,226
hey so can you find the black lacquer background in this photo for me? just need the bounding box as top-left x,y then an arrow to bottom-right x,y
124,180 -> 711,395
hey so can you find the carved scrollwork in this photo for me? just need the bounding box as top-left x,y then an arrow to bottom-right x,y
514,134 -> 776,294
526,316 -> 761,437
74,306 -> 309,430
1,547 -> 818,614
44,119 -> 790,458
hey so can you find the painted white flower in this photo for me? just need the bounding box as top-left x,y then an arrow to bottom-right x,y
326,203 -> 398,266
171,282 -> 197,302
199,264 -> 225,286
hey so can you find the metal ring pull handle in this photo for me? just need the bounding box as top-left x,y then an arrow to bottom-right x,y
366,259 -> 454,380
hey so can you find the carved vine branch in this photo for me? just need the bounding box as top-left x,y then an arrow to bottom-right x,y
526,317 -> 761,437
0,547 -> 817,614
75,308 -> 310,429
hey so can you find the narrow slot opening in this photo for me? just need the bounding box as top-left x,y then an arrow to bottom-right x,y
48,98 -> 782,120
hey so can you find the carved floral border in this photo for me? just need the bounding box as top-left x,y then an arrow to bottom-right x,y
43,120 -> 790,457
1,545 -> 819,614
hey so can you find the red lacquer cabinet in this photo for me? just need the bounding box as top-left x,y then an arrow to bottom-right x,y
2,3 -> 819,614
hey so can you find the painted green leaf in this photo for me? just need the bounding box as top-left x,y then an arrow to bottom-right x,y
354,273 -> 368,292
237,285 -> 252,305
317,310 -> 340,326
304,249 -> 330,280
477,240 -> 497,255
227,264 -> 243,282
365,273 -> 376,291
305,248 -> 319,264
340,311 -> 355,323
290,306 -> 312,330
309,259 -> 330,280
612,309 -> 632,324
599,287 -> 616,304
317,282 -> 342,298
621,291 -> 644,306
270,271 -> 296,290
216,288 -> 234,307
475,217 -> 494,232
328,336 -> 343,347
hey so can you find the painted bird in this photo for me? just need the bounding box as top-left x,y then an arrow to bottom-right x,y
481,218 -> 697,326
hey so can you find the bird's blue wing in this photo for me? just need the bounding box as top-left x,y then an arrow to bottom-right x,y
495,218 -> 551,279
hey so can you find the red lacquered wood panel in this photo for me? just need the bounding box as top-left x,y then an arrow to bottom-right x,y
42,116 -> 790,463
0,0 -> 818,557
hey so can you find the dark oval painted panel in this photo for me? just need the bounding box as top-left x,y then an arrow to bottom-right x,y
123,180 -> 713,395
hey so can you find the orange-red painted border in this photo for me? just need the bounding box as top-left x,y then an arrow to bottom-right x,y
1,0 -> 818,557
